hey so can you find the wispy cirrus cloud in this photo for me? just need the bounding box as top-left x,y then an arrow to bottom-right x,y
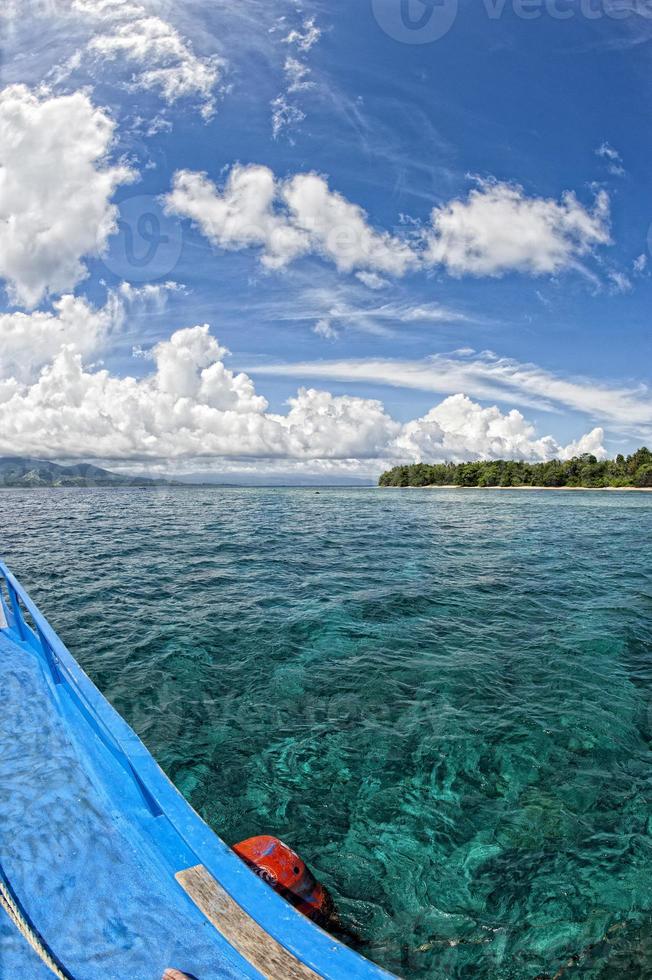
234,278 -> 476,340
271,12 -> 322,137
302,297 -> 474,339
251,350 -> 652,434
282,15 -> 321,52
48,0 -> 226,119
596,141 -> 626,178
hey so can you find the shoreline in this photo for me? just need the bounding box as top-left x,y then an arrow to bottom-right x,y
382,484 -> 652,492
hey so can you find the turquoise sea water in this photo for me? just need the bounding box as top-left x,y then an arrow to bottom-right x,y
2,486 -> 652,979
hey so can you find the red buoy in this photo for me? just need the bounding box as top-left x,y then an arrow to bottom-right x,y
232,835 -> 337,930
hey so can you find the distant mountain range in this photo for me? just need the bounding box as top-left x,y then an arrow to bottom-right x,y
0,457 -> 179,488
0,457 -> 376,488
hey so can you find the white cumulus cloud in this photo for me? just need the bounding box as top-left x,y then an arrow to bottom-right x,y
0,84 -> 135,308
166,166 -> 612,285
276,387 -> 400,459
282,172 -> 415,276
395,394 -> 606,463
0,322 -> 606,470
0,281 -> 180,380
559,427 -> 607,461
166,165 -> 310,268
425,179 -> 611,277
0,295 -> 114,381
165,164 -> 415,278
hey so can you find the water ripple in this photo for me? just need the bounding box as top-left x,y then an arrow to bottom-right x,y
2,487 -> 652,978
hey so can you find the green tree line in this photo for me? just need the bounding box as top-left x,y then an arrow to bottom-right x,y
379,448 -> 652,489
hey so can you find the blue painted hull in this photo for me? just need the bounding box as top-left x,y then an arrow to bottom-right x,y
0,561 -> 395,980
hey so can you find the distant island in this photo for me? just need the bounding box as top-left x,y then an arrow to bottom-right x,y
379,448 -> 652,489
0,457 -> 180,488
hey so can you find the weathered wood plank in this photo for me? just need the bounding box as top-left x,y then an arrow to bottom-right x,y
175,864 -> 325,980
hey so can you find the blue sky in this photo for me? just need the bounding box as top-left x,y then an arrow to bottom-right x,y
0,0 -> 651,479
